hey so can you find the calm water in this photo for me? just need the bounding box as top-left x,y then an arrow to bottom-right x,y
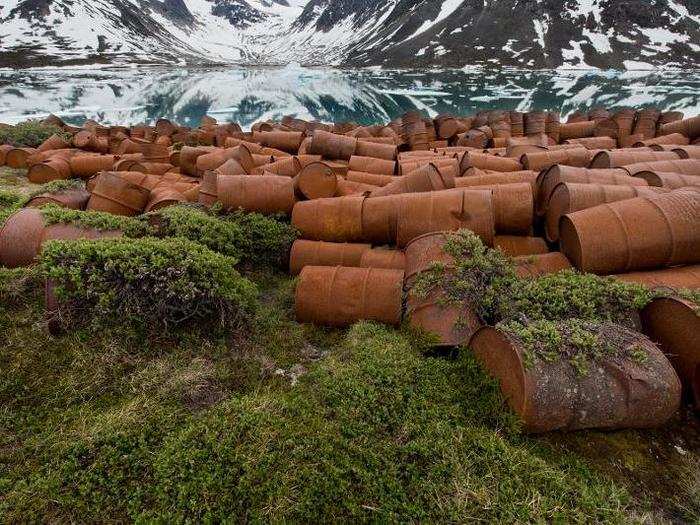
1,66 -> 698,129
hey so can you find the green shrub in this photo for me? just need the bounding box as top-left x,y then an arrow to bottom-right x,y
39,205 -> 152,238
40,237 -> 259,333
0,120 -> 71,147
26,179 -> 85,200
151,205 -> 297,267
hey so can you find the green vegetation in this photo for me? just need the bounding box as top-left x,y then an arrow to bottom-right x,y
0,120 -> 71,147
151,205 -> 297,267
39,205 -> 152,237
40,237 -> 258,333
26,178 -> 85,200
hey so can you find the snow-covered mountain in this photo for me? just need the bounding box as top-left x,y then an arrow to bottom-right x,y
0,0 -> 698,69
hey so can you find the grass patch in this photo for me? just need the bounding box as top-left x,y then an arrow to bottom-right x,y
0,120 -> 71,147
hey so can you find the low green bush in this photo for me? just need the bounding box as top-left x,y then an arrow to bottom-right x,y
151,205 -> 297,267
0,120 -> 71,147
40,237 -> 259,333
39,205 -> 152,238
26,179 -> 85,200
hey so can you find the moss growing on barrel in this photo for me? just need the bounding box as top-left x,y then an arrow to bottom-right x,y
26,179 -> 85,200
40,237 -> 259,334
499,319 -> 649,376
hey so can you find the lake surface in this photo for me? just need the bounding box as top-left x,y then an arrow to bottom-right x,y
1,66 -> 698,129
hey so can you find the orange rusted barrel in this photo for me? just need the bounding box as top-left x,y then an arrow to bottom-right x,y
293,162 -> 338,200
292,195 -> 365,242
145,187 -> 185,212
614,265 -> 700,289
544,183 -> 668,242
352,139 -> 398,161
590,149 -> 680,169
361,195 -> 400,245
634,171 -> 700,189
348,155 -> 396,175
672,145 -> 700,159
308,130 -> 357,160
25,188 -> 90,210
347,171 -> 393,187
461,152 -> 523,173
217,175 -> 296,215
289,240 -> 371,275
514,252 -> 572,278
335,179 -> 377,197
560,191 -> 700,275
253,131 -> 304,154
559,121 -> 596,141
369,163 -> 455,198
37,134 -> 71,152
563,136 -> 617,149
634,133 -> 690,148
215,158 -> 247,176
27,158 -> 71,183
87,171 -> 150,216
0,144 -> 13,165
295,266 -> 404,327
642,297 -> 700,404
69,155 -> 117,179
399,156 -> 458,176
251,157 -> 302,177
457,169 -> 538,189
0,208 -> 122,268
535,165 -> 648,216
469,325 -> 681,433
396,189 -> 495,248
521,148 -> 592,171
6,147 -> 38,168
621,158 -> 700,177
360,248 -> 406,270
659,116 -> 700,141
134,161 -> 173,175
464,183 -> 533,235
178,146 -> 215,176
404,232 -> 481,346
195,148 -> 242,174
494,235 -> 549,257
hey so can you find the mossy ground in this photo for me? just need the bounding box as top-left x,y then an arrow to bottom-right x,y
1,168 -> 699,522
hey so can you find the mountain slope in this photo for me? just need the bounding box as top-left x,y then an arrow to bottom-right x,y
0,0 -> 698,69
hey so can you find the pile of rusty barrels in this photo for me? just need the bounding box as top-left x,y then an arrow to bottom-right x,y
1,108 -> 699,433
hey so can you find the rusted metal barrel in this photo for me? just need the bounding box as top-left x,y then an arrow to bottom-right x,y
535,165 -> 648,216
560,191 -> 700,274
461,153 -> 523,173
69,155 -> 117,179
251,157 -> 302,177
634,171 -> 700,189
464,183 -> 533,235
253,131 -> 304,154
87,172 -> 150,216
292,195 -> 365,242
361,195 -> 400,245
659,116 -> 700,141
395,189 -> 495,248
354,140 -> 398,161
215,158 -> 247,176
559,121 -> 596,141
634,133 -> 690,148
37,133 -> 71,152
514,252 -> 572,278
308,130 -> 357,160
469,326 -> 681,433
179,146 -> 215,176
6,147 -> 38,169
590,150 -> 680,169
145,187 -> 185,212
563,136 -> 617,150
621,158 -> 700,177
359,248 -> 406,270
25,188 -> 90,210
544,183 -> 668,242
494,235 -> 549,257
641,297 -> 700,405
335,179 -> 377,196
0,208 -> 122,268
521,148 -> 592,171
369,163 -> 455,198
27,158 -> 71,183
295,266 -> 404,327
399,156 -> 459,177
348,155 -> 396,175
289,240 -> 371,275
293,162 -> 338,200
614,265 -> 700,289
404,232 -> 482,346
0,144 -> 13,165
217,175 -> 296,215
672,145 -> 700,159
347,171 -> 393,187
197,171 -> 218,206
456,169 -> 538,189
